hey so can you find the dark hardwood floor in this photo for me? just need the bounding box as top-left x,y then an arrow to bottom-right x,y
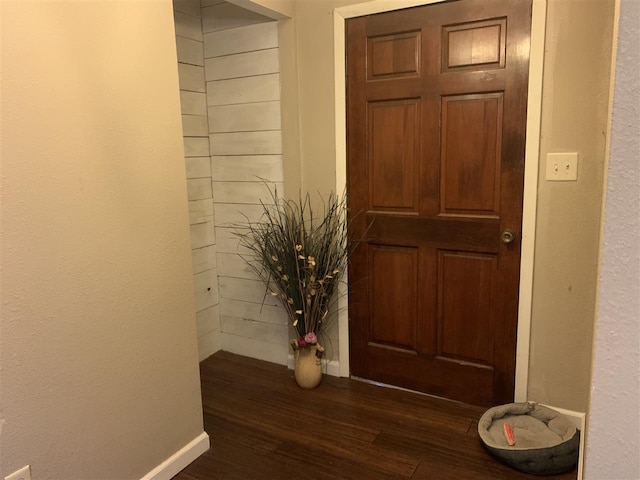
174,351 -> 578,480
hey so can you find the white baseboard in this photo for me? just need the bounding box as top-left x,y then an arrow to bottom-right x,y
140,431 -> 210,480
541,404 -> 586,480
287,354 -> 341,377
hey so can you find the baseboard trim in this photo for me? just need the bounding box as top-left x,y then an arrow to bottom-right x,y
140,431 -> 210,480
287,354 -> 341,377
541,404 -> 586,480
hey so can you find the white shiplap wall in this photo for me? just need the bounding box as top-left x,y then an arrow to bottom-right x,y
203,15 -> 289,366
174,0 -> 221,361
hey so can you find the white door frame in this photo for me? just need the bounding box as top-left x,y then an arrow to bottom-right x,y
333,0 -> 547,402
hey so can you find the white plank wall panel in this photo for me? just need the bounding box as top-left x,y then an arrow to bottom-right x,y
188,199 -> 214,225
212,155 -> 284,182
190,222 -> 216,250
220,332 -> 288,366
174,0 -> 201,17
198,330 -> 221,362
176,36 -> 204,66
220,316 -> 288,343
205,49 -> 279,81
213,181 -> 281,204
187,178 -> 213,201
201,0 -> 225,7
210,131 -> 282,156
218,277 -> 280,307
182,115 -> 209,137
174,11 -> 204,41
202,2 -> 270,33
185,156 -> 211,179
193,268 -> 220,312
184,137 -> 210,157
220,298 -> 287,325
197,305 -> 220,337
173,0 -> 220,362
207,74 -> 280,106
204,21 -> 278,58
178,63 -> 206,93
215,227 -> 249,254
213,204 -> 267,226
209,101 -> 281,133
191,245 -> 217,274
180,90 -> 207,115
217,252 -> 255,280
202,10 -> 286,365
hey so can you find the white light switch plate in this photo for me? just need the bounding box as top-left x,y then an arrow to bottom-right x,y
4,465 -> 31,480
546,152 -> 578,181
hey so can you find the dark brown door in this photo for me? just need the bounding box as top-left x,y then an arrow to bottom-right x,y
347,0 -> 532,406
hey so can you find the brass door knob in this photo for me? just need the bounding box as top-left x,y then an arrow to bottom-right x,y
501,229 -> 516,244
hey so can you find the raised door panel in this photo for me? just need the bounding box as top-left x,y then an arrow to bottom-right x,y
442,18 -> 506,72
367,31 -> 421,80
437,251 -> 497,366
369,245 -> 419,351
440,93 -> 503,215
368,99 -> 420,212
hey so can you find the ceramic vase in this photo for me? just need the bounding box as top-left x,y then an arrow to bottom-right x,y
293,343 -> 324,389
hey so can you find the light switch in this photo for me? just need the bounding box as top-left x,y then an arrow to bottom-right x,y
546,153 -> 578,181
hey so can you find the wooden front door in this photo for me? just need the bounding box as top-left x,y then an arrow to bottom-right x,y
347,0 -> 532,406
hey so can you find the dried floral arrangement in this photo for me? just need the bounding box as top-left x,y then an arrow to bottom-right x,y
237,188 -> 348,352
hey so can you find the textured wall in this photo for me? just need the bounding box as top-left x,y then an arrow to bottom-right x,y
0,1 -> 205,478
585,0 -> 640,477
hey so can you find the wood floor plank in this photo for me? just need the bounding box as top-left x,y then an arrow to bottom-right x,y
203,395 -> 419,477
273,440 -> 402,480
204,413 -> 283,454
173,352 -> 577,480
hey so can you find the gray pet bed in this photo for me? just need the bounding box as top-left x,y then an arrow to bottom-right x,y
478,402 -> 579,475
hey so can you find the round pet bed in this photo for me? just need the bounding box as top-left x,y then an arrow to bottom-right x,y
478,402 -> 579,475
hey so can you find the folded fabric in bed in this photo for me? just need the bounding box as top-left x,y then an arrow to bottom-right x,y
478,402 -> 580,475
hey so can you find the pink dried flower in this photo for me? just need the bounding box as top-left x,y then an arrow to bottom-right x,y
304,332 -> 317,345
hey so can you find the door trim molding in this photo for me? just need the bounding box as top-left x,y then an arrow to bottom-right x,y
333,0 -> 548,401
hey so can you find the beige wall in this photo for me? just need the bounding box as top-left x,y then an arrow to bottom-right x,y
287,0 -> 616,411
528,0 -> 615,412
0,1 -> 205,478
294,0 -> 368,198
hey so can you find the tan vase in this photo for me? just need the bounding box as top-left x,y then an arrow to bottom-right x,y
293,343 -> 324,389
